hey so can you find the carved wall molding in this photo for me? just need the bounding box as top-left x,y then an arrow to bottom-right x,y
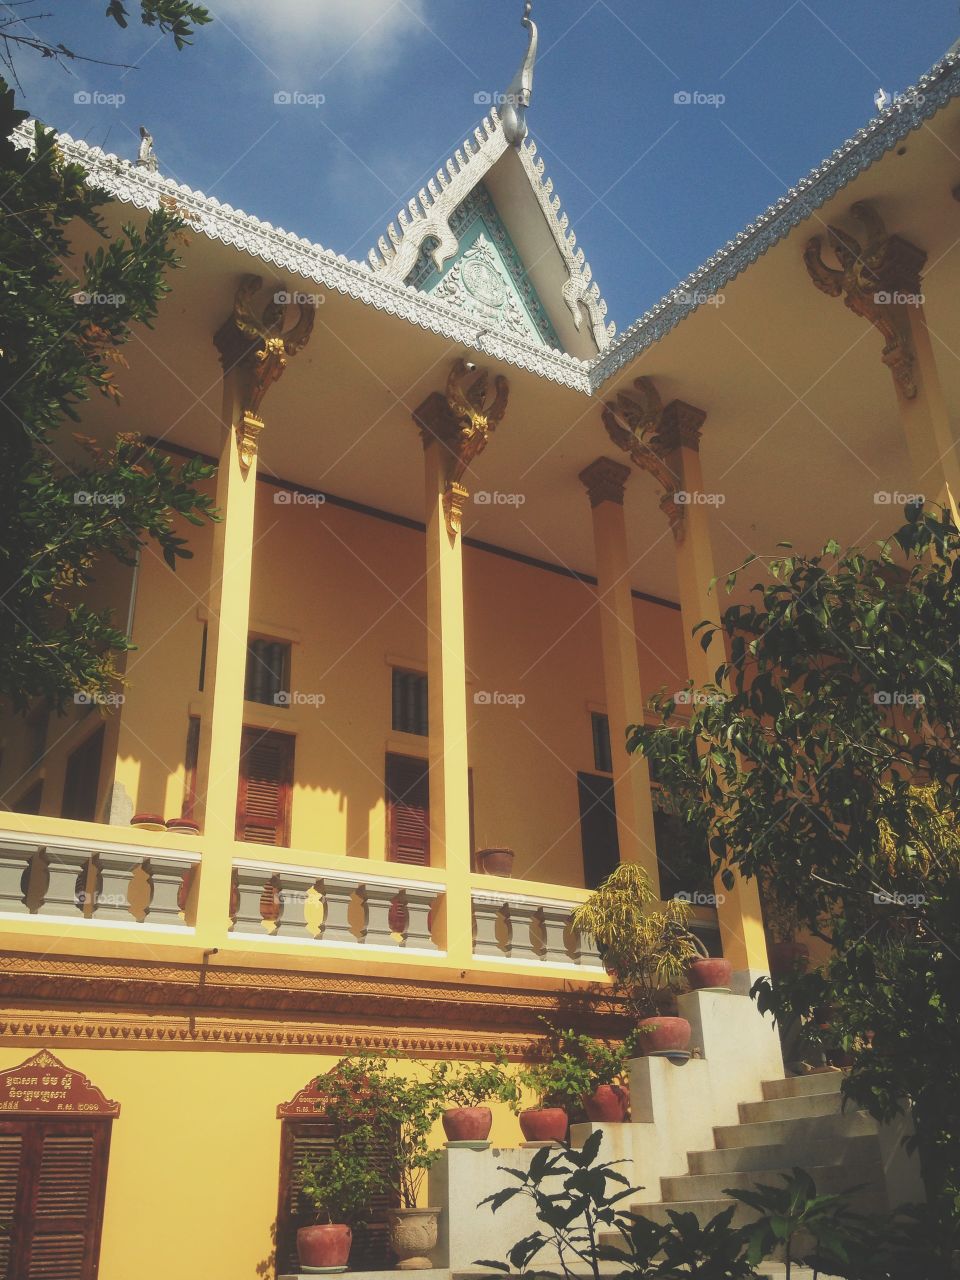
413,359 -> 510,536
803,201 -> 926,399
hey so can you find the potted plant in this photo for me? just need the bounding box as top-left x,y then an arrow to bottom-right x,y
570,864 -> 701,1056
761,876 -> 810,979
545,1028 -> 639,1123
514,1057 -> 580,1143
686,933 -> 734,991
297,1140 -> 384,1273
432,1060 -> 518,1144
476,847 -> 515,876
319,1055 -> 445,1271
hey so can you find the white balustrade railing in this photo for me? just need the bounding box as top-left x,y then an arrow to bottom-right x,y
471,889 -> 604,968
230,859 -> 444,953
0,836 -> 197,929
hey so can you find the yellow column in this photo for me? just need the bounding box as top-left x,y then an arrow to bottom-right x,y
578,458 -> 659,886
191,382 -> 259,944
661,402 -> 770,980
413,397 -> 475,967
899,303 -> 960,525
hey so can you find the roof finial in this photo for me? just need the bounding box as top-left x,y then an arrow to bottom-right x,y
501,0 -> 537,148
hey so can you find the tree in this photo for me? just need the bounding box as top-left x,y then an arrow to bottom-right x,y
0,3 -> 216,712
628,507 -> 960,1225
1,2 -> 211,72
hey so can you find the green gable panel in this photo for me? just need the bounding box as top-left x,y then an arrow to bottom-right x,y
405,186 -> 561,350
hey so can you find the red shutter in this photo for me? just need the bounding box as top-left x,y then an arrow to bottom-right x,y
0,1120 -> 111,1280
236,729 -> 294,847
385,754 -> 430,866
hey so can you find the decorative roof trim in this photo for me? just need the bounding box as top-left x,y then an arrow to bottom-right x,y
12,122 -> 591,392
592,48 -> 960,387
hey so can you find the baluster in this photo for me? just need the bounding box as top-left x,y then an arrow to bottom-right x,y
507,900 -> 541,962
402,887 -> 439,950
540,904 -> 571,964
37,847 -> 89,917
571,924 -> 605,970
144,857 -> 194,927
360,882 -> 399,947
0,843 -> 36,915
231,868 -> 268,934
317,877 -> 356,944
274,873 -> 315,936
91,852 -> 141,921
472,894 -> 505,956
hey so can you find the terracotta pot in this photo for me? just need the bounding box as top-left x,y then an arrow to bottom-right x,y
638,1016 -> 692,1055
297,1223 -> 352,1271
442,1106 -> 492,1142
477,847 -> 515,877
583,1084 -> 629,1123
769,940 -> 810,980
387,1207 -> 440,1270
130,812 -> 165,831
165,817 -> 200,835
519,1106 -> 568,1143
688,956 -> 734,990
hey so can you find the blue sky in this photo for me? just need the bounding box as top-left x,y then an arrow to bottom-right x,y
12,0 -> 959,329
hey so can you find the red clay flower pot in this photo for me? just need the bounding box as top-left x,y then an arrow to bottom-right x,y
688,957 -> 734,990
769,940 -> 810,980
583,1084 -> 629,1123
130,812 -> 165,831
638,1016 -> 692,1055
165,817 -> 200,834
297,1223 -> 352,1271
519,1106 -> 567,1143
477,847 -> 515,877
442,1106 -> 493,1142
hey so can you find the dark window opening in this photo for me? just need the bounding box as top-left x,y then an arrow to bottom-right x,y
391,669 -> 428,737
591,712 -> 613,774
182,717 -> 200,820
61,728 -> 104,823
577,771 -> 620,890
244,638 -> 291,707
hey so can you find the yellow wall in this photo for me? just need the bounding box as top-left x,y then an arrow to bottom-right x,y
0,480 -> 688,890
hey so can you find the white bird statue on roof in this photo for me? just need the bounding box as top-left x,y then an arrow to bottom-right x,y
501,1 -> 538,147
874,88 -> 892,112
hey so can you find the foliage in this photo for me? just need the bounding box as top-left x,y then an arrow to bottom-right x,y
431,1059 -> 519,1110
316,1055 -> 445,1210
570,864 -> 701,1020
628,508 -> 960,1213
0,1 -> 210,69
477,1132 -> 756,1280
0,79 -> 218,710
299,1139 -> 384,1228
516,1026 -> 639,1114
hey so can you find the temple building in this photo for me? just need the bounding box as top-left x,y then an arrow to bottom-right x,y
0,9 -> 957,1278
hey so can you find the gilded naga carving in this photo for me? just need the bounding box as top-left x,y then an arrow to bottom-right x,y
803,202 -> 926,400
601,377 -> 704,540
213,275 -> 316,469
413,359 -> 510,537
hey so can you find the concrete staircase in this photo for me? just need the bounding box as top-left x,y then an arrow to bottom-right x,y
623,1070 -> 889,1229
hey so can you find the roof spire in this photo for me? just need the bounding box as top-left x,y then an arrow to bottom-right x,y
500,0 -> 537,148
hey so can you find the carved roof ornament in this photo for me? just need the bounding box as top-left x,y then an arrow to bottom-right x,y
601,377 -> 706,541
803,201 -> 927,400
413,358 -> 510,537
213,274 -> 316,469
501,1 -> 538,148
135,126 -> 158,173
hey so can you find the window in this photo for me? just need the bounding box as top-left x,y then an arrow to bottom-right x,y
61,728 -> 104,823
244,638 -> 291,707
198,621 -> 208,692
0,1120 -> 111,1280
591,712 -> 612,774
391,668 -> 428,737
14,780 -> 43,816
385,753 -> 430,865
181,718 -> 200,820
577,772 -> 620,890
235,728 -> 294,846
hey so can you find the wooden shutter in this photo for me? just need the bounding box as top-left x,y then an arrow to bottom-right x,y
181,717 -> 200,820
0,1120 -> 111,1280
276,1117 -> 395,1275
61,728 -> 104,823
385,753 -> 430,866
236,728 -> 294,847
577,772 -> 621,890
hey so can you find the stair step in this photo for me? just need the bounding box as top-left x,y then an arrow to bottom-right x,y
739,1090 -> 847,1124
661,1162 -> 885,1205
688,1133 -> 879,1175
611,1198 -> 758,1231
715,1108 -> 877,1149
762,1071 -> 844,1101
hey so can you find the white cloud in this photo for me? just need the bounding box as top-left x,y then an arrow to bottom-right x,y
209,0 -> 426,73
